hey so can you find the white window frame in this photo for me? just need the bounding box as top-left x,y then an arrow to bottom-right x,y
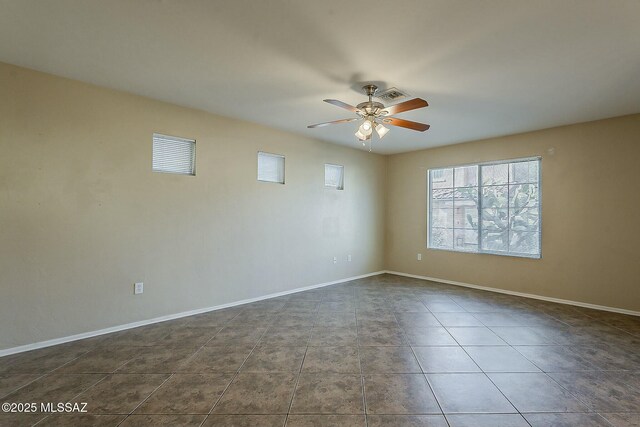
325,163 -> 344,190
152,133 -> 196,176
257,151 -> 285,184
427,157 -> 542,259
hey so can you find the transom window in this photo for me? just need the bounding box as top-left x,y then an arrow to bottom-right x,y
152,133 -> 196,175
428,158 -> 541,258
257,151 -> 285,184
325,164 -> 344,190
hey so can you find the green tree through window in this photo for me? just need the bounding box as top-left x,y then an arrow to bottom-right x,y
429,158 -> 541,258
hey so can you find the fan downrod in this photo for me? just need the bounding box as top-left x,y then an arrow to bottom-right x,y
362,84 -> 378,99
357,85 -> 384,116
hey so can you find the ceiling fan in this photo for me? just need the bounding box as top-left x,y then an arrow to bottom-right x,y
308,84 -> 430,148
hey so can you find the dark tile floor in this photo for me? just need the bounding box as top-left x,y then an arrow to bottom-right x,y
1,273 -> 639,426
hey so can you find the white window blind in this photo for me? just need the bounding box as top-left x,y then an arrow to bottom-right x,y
257,152 -> 285,184
152,133 -> 195,175
428,157 -> 541,258
325,164 -> 344,190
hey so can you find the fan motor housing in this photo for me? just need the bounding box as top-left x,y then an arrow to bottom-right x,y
356,101 -> 386,116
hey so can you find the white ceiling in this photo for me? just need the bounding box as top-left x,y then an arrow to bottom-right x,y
1,0 -> 639,154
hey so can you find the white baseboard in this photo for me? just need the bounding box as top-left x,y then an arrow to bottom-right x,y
5,269 -> 636,357
385,270 -> 640,317
0,271 -> 386,357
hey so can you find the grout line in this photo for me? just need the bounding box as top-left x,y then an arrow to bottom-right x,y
30,373 -> 110,427
125,372 -> 174,418
1,271 -> 386,358
181,317 -> 246,427
537,370 -> 600,414
9,276 -> 640,427
456,346 -> 524,420
354,298 -> 369,427
397,311 -> 450,426
384,271 -> 640,317
433,304 -> 525,423
201,314 -> 271,424
0,372 -> 47,401
284,302 -> 320,423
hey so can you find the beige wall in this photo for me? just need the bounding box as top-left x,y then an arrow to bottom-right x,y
386,114 -> 640,312
0,63 -> 386,349
2,60 -> 639,351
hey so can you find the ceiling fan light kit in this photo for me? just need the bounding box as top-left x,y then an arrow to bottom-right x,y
358,119 -> 373,137
308,84 -> 430,151
375,123 -> 389,139
355,129 -> 367,141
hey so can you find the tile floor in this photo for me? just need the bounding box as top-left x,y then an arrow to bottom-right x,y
1,274 -> 639,426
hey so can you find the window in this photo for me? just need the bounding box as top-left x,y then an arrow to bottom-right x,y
152,133 -> 195,175
257,151 -> 285,184
325,164 -> 344,190
428,158 -> 541,258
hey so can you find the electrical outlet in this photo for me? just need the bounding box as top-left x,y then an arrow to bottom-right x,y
333,256 -> 337,264
134,282 -> 144,295
347,254 -> 352,262
417,253 -> 422,261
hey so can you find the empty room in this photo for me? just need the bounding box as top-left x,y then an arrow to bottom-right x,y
1,1 -> 639,426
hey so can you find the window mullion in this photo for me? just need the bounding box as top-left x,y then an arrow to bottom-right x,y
478,165 -> 483,253
452,168 -> 456,250
428,159 -> 539,258
428,172 -> 432,248
507,164 -> 511,255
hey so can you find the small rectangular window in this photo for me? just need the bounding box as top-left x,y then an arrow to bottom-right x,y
325,164 -> 344,190
152,133 -> 195,175
257,151 -> 285,184
428,157 -> 541,258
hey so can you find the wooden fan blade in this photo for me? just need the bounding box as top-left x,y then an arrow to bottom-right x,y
307,118 -> 359,128
382,98 -> 428,115
383,117 -> 430,132
324,99 -> 362,114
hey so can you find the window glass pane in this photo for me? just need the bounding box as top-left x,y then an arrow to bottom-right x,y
481,206 -> 509,254
258,152 -> 285,184
454,165 -> 478,187
431,199 -> 453,209
431,228 -> 453,249
432,188 -> 454,202
481,229 -> 509,252
509,183 -> 539,208
432,208 -> 453,228
510,160 -> 539,184
453,181 -> 478,231
509,207 -> 539,232
454,204 -> 478,229
482,163 -> 508,185
454,187 -> 478,201
431,168 -> 454,189
152,133 -> 196,175
481,208 -> 509,232
454,229 -> 478,252
325,164 -> 344,189
482,185 -> 508,209
429,158 -> 540,258
509,231 -> 540,255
